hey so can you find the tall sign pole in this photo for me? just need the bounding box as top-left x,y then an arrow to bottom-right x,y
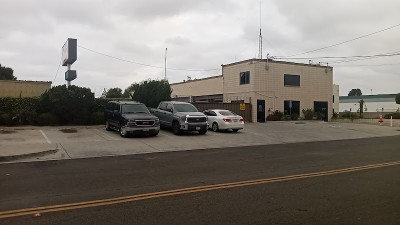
62,38 -> 77,87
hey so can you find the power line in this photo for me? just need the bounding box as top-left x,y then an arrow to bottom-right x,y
273,51 -> 400,60
272,50 -> 400,65
335,63 -> 400,67
52,54 -> 63,84
78,45 -> 220,72
286,23 -> 400,57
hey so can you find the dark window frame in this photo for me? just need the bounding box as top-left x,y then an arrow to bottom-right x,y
284,100 -> 300,116
240,71 -> 250,85
284,74 -> 300,87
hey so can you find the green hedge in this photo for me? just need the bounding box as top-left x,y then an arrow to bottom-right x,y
0,97 -> 40,125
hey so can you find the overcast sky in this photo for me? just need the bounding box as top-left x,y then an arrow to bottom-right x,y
1,0 -> 399,96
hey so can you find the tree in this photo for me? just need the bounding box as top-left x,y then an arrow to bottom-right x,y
122,83 -> 139,98
38,85 -> 94,124
105,88 -> 123,98
348,88 -> 362,96
0,64 -> 17,80
131,80 -> 171,108
358,99 -> 364,118
396,93 -> 400,104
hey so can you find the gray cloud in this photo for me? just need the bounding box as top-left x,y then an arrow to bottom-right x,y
0,0 -> 399,96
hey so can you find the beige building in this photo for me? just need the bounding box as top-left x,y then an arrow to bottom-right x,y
170,58 -> 334,122
333,84 -> 339,115
171,75 -> 223,102
223,59 -> 333,122
0,80 -> 51,97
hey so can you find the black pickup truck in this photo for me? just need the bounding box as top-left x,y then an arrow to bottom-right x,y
153,101 -> 208,135
104,101 -> 160,137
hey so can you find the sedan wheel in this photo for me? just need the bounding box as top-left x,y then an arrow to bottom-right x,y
212,122 -> 219,132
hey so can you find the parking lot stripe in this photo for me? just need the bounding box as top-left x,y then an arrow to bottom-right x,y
1,160 -> 400,219
39,130 -> 51,144
93,129 -> 118,141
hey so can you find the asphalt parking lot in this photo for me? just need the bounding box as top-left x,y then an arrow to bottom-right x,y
0,121 -> 399,163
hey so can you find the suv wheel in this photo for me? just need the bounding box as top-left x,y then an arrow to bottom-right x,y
172,121 -> 182,135
120,127 -> 129,138
105,121 -> 111,131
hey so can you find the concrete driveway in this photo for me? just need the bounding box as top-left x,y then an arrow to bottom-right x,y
0,121 -> 399,163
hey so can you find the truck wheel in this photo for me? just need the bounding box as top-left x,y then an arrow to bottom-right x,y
150,131 -> 159,136
198,129 -> 207,135
120,127 -> 129,138
172,121 -> 182,135
105,121 -> 111,131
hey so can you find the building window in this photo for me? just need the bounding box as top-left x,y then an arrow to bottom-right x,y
333,95 -> 335,103
284,74 -> 300,86
284,100 -> 300,116
240,71 -> 250,85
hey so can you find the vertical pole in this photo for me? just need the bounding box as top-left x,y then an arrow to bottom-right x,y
67,64 -> 71,87
391,116 -> 393,127
164,48 -> 167,80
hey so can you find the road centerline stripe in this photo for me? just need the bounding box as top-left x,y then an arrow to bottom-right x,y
1,160 -> 399,219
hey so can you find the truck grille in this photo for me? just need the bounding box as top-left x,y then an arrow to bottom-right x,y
135,120 -> 155,126
186,117 -> 206,123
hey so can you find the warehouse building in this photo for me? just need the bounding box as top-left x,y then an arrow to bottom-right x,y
0,80 -> 51,98
339,94 -> 399,118
170,58 -> 334,122
171,76 -> 223,103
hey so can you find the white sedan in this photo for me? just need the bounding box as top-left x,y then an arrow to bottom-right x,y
203,109 -> 244,132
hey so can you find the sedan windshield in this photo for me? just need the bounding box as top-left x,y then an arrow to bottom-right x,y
121,104 -> 150,114
174,104 -> 198,112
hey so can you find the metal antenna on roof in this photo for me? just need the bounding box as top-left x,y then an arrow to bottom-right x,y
258,0 -> 263,59
164,48 -> 167,80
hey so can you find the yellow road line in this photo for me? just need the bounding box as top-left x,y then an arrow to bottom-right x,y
1,160 -> 399,219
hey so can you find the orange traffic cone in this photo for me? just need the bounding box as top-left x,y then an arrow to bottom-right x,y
379,116 -> 383,125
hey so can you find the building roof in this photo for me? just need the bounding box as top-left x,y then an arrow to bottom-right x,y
170,75 -> 222,85
221,58 -> 333,69
0,80 -> 52,84
339,94 -> 397,103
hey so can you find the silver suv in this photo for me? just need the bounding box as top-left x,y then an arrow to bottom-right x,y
153,101 -> 208,135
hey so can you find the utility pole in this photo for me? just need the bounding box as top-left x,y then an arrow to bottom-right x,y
258,0 -> 262,59
164,48 -> 167,80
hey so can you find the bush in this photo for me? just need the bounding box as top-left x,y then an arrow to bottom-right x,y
302,108 -> 314,120
89,112 -> 105,125
0,113 -> 15,126
266,110 -> 283,121
38,85 -> 94,125
331,112 -> 339,120
291,113 -> 299,120
340,111 -> 360,120
17,110 -> 38,125
384,113 -> 400,119
37,113 -> 59,126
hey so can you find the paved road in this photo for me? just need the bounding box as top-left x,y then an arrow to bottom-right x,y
1,135 -> 400,224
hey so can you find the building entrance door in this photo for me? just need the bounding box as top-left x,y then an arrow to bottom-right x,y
257,99 -> 265,123
314,101 -> 328,121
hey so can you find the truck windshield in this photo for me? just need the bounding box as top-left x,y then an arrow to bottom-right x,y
121,104 -> 150,114
174,104 -> 198,112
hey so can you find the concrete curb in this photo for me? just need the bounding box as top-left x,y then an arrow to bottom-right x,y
0,149 -> 58,162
